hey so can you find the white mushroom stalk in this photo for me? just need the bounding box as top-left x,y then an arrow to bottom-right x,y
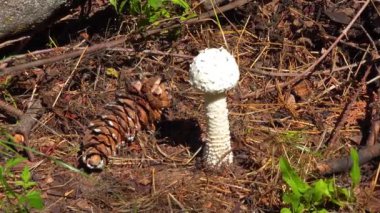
189,47 -> 240,167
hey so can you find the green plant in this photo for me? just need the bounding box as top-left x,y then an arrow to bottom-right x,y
110,0 -> 194,24
279,148 -> 361,213
0,157 -> 44,212
0,121 -> 84,212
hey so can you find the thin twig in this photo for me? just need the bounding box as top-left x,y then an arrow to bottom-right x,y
360,24 -> 378,53
0,36 -> 30,49
242,0 -> 371,99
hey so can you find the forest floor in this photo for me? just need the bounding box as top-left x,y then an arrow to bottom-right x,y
0,0 -> 380,212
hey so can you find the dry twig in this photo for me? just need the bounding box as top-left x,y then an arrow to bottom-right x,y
0,36 -> 30,49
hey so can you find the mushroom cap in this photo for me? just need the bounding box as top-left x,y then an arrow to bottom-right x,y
190,47 -> 240,94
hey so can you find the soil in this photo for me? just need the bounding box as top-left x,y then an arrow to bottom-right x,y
0,0 -> 380,212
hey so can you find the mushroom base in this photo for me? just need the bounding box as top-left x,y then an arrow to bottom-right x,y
203,93 -> 233,167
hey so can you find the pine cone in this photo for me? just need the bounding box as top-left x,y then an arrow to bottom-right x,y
81,76 -> 171,170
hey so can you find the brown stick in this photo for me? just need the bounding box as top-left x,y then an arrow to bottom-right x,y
327,64 -> 372,148
317,142 -> 380,175
0,36 -> 31,49
0,47 -> 67,64
12,99 -> 45,161
0,0 -> 252,77
0,99 -> 23,118
241,0 -> 371,99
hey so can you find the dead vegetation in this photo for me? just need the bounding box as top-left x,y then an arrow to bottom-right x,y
0,0 -> 380,212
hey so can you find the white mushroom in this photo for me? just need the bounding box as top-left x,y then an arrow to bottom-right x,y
189,47 -> 240,167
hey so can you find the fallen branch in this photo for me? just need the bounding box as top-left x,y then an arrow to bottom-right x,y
0,0 -> 252,77
317,142 -> 380,175
0,47 -> 68,64
241,0 -> 371,99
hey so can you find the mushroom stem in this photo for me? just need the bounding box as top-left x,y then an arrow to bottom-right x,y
204,92 -> 233,166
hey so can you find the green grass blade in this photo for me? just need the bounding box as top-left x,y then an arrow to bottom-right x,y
279,157 -> 310,195
349,148 -> 361,187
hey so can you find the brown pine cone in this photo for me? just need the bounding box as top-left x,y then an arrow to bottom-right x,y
81,76 -> 171,170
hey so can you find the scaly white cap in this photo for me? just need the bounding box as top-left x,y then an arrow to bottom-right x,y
190,47 -> 240,94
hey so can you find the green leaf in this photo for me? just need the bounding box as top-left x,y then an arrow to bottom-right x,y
296,203 -> 305,213
53,159 -> 84,174
330,198 -> 344,207
15,180 -> 24,187
21,166 -> 31,183
18,194 -> 27,205
349,148 -> 361,187
302,187 -> 313,203
149,13 -> 160,23
118,0 -> 128,13
5,157 -> 25,170
24,181 -> 37,189
161,9 -> 170,18
312,179 -> 331,204
26,191 -> 44,209
172,0 -> 190,9
148,0 -> 163,9
279,157 -> 310,196
0,167 -> 4,178
337,187 -> 352,202
129,0 -> 141,14
283,192 -> 301,211
280,208 -> 292,213
179,12 -> 197,21
109,0 -> 117,8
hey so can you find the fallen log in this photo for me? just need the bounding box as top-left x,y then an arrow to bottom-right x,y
317,142 -> 380,175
